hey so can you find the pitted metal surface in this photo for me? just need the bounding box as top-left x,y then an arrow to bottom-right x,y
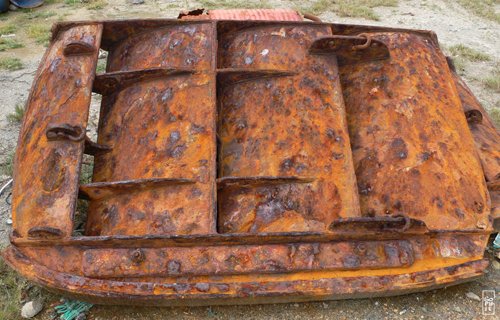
2,14 -> 498,306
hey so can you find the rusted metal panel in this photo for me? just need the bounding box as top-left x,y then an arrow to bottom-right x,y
85,21 -> 217,236
451,70 -> 500,184
217,23 -> 360,233
81,240 -> 414,278
449,68 -> 500,228
11,23 -> 103,239
0,235 -> 487,305
179,9 -> 303,21
2,15 -> 498,306
338,31 -> 491,231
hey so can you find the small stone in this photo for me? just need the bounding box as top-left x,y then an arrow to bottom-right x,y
6,218 -> 12,225
466,292 -> 481,301
21,300 -> 43,319
76,313 -> 86,320
48,310 -> 58,320
130,0 -> 144,4
374,301 -> 379,306
98,49 -> 108,59
9,4 -> 18,10
293,303 -> 299,307
453,306 -> 461,313
322,302 -> 328,309
399,309 -> 407,315
492,260 -> 500,270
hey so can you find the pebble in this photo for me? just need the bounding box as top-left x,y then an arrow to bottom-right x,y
21,300 -> 43,319
76,313 -> 86,320
98,49 -> 108,60
492,259 -> 500,270
130,0 -> 144,4
8,4 -> 18,11
466,292 -> 481,301
6,218 -> 12,225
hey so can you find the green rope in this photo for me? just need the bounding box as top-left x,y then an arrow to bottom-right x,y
494,233 -> 500,250
54,300 -> 93,320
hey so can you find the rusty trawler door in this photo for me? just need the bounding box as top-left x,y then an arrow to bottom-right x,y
2,11 -> 497,305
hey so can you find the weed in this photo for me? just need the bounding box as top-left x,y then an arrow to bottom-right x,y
488,107 -> 500,128
87,0 -> 107,10
299,0 -> 398,20
7,104 -> 26,123
451,57 -> 467,76
0,57 -> 23,71
483,75 -> 500,93
26,24 -> 51,45
337,2 -> 379,20
0,24 -> 17,35
456,0 -> 500,23
80,158 -> 94,185
64,0 -> 79,5
448,44 -> 490,62
304,0 -> 329,15
23,10 -> 57,20
64,0 -> 107,8
0,256 -> 29,319
0,38 -> 24,51
74,157 -> 93,236
484,63 -> 500,91
0,151 -> 14,177
96,59 -> 106,73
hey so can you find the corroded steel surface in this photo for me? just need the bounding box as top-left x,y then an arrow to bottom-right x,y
11,24 -> 102,239
339,31 -> 490,231
451,68 -> 500,228
217,23 -> 359,233
2,15 -> 498,306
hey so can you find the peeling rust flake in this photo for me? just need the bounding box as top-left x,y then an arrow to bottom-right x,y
1,12 -> 498,306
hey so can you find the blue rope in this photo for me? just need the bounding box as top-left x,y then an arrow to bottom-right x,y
54,300 -> 93,320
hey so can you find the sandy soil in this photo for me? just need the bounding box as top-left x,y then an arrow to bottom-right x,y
0,0 -> 499,319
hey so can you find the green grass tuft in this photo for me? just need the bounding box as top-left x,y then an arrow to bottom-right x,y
64,0 -> 107,8
7,104 -> 26,123
0,57 -> 24,71
0,257 -> 30,320
0,38 -> 24,51
299,0 -> 398,20
448,44 -> 490,62
0,151 -> 14,177
26,24 -> 51,45
488,107 -> 500,128
96,59 -> 107,73
483,76 -> 500,93
87,0 -> 107,10
0,24 -> 17,35
456,0 -> 500,23
22,9 -> 57,20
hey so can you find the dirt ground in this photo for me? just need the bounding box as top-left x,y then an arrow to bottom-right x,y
0,0 -> 499,319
